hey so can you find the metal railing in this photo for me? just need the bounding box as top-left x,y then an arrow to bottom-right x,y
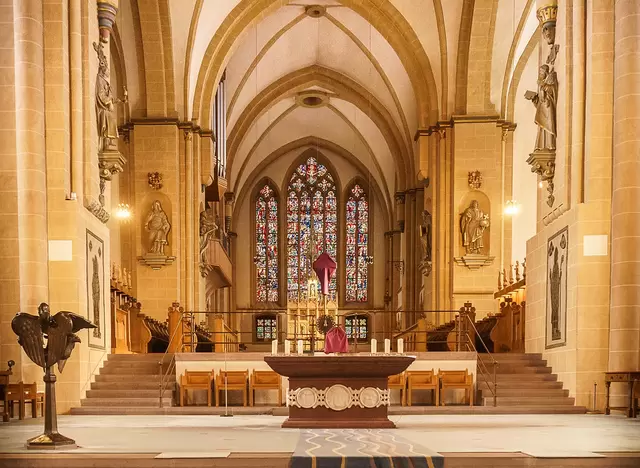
460,312 -> 498,407
158,316 -> 187,408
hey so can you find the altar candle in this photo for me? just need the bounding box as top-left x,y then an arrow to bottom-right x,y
284,340 -> 291,355
297,340 -> 304,355
397,338 -> 404,354
384,338 -> 391,354
370,338 -> 377,354
271,340 -> 278,355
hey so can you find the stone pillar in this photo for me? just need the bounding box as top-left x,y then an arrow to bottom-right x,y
609,0 -> 640,373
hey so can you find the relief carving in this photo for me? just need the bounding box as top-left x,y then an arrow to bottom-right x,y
199,206 -> 219,277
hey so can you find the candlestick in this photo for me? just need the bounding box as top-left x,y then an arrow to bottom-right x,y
384,338 -> 391,354
297,340 -> 304,355
397,338 -> 404,354
284,340 -> 291,355
271,340 -> 278,355
370,339 -> 377,354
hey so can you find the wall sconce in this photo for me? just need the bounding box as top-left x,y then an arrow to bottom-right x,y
115,203 -> 132,220
504,200 -> 520,216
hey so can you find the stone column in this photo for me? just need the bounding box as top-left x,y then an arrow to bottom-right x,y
609,0 -> 640,372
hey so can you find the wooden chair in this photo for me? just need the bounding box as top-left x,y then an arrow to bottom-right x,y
439,370 -> 474,406
215,370 -> 249,407
6,382 -> 39,419
388,373 -> 407,406
179,371 -> 213,407
406,371 -> 439,406
249,371 -> 282,406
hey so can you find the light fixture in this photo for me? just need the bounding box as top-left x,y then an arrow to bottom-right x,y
538,180 -> 544,189
504,200 -> 520,216
115,203 -> 131,220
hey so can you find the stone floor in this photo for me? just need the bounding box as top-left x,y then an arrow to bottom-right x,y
0,414 -> 639,467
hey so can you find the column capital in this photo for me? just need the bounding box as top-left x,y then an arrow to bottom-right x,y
394,192 -> 406,205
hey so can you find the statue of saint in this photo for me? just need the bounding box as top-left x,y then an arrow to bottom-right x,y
94,42 -> 121,152
419,210 -> 432,262
198,208 -> 218,267
91,256 -> 101,338
549,246 -> 564,340
145,201 -> 171,255
525,64 -> 558,151
460,200 -> 490,255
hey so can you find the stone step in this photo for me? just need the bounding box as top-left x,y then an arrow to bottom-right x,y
477,380 -> 564,389
98,366 -> 162,375
480,388 -> 569,397
478,364 -> 552,374
86,389 -> 173,399
107,353 -> 170,361
95,373 -> 163,383
483,396 -> 575,406
479,373 -> 558,382
102,360 -> 166,368
90,380 -> 175,391
80,397 -> 172,407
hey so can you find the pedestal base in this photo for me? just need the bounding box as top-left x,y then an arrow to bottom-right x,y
27,432 -> 77,450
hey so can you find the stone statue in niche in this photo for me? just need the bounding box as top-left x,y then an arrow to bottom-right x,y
144,201 -> 171,255
460,200 -> 490,255
525,64 -> 558,151
419,210 -> 432,262
94,41 -> 123,152
199,206 -> 218,277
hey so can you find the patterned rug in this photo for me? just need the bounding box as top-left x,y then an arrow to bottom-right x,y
290,429 -> 444,468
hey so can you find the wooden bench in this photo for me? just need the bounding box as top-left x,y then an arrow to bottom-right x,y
249,371 -> 282,406
406,371 -> 439,406
439,370 -> 474,406
179,371 -> 213,407
5,382 -> 41,419
388,373 -> 407,406
216,370 -> 248,407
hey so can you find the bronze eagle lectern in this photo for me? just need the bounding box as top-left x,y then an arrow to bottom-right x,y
12,303 -> 96,448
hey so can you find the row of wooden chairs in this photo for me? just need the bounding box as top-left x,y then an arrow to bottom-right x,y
0,382 -> 43,420
180,370 -> 282,407
388,370 -> 474,406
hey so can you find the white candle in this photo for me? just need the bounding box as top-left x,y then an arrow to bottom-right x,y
271,340 -> 278,355
370,339 -> 377,354
397,338 -> 404,354
384,338 -> 391,354
297,340 -> 304,355
284,340 -> 291,355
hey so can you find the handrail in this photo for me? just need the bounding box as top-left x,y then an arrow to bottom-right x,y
461,313 -> 498,407
80,350 -> 108,394
158,314 -> 185,408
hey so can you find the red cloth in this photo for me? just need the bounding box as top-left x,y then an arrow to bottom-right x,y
324,326 -> 348,354
313,253 -> 337,295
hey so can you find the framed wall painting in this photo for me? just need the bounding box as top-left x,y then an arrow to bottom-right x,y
546,226 -> 568,349
87,229 -> 106,349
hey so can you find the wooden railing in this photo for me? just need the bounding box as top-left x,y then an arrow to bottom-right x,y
212,315 -> 239,352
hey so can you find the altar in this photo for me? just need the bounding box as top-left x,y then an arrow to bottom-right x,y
265,355 -> 414,428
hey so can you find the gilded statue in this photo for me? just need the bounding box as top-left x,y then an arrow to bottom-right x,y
460,200 -> 490,255
419,210 -> 432,262
549,246 -> 564,340
12,303 -> 96,447
94,41 -> 123,152
145,201 -> 171,255
525,64 -> 558,151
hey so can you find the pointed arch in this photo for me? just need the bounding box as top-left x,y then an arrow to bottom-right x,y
253,177 -> 280,304
284,151 -> 340,302
344,177 -> 371,303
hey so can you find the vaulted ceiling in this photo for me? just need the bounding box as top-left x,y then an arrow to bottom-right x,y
115,0 -> 539,212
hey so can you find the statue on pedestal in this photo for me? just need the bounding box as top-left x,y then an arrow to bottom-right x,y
145,201 -> 171,255
525,64 -> 558,151
12,303 -> 96,448
460,200 -> 490,255
93,41 -> 122,152
199,207 -> 218,277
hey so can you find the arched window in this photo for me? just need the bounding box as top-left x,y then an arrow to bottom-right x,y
255,183 -> 279,303
345,183 -> 369,302
345,314 -> 368,341
287,156 -> 338,301
255,314 -> 277,341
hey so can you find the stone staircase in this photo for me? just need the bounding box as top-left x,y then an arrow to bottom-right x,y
70,354 -> 175,415
477,353 -> 586,413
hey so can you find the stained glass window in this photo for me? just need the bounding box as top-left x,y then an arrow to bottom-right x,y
256,315 -> 277,341
255,183 -> 279,303
345,183 -> 369,302
287,156 -> 338,301
345,315 -> 368,341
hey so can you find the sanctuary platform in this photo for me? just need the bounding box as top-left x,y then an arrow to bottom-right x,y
1,414 -> 639,468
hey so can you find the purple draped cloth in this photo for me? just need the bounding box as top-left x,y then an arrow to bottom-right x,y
324,326 -> 348,354
312,253 -> 337,295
